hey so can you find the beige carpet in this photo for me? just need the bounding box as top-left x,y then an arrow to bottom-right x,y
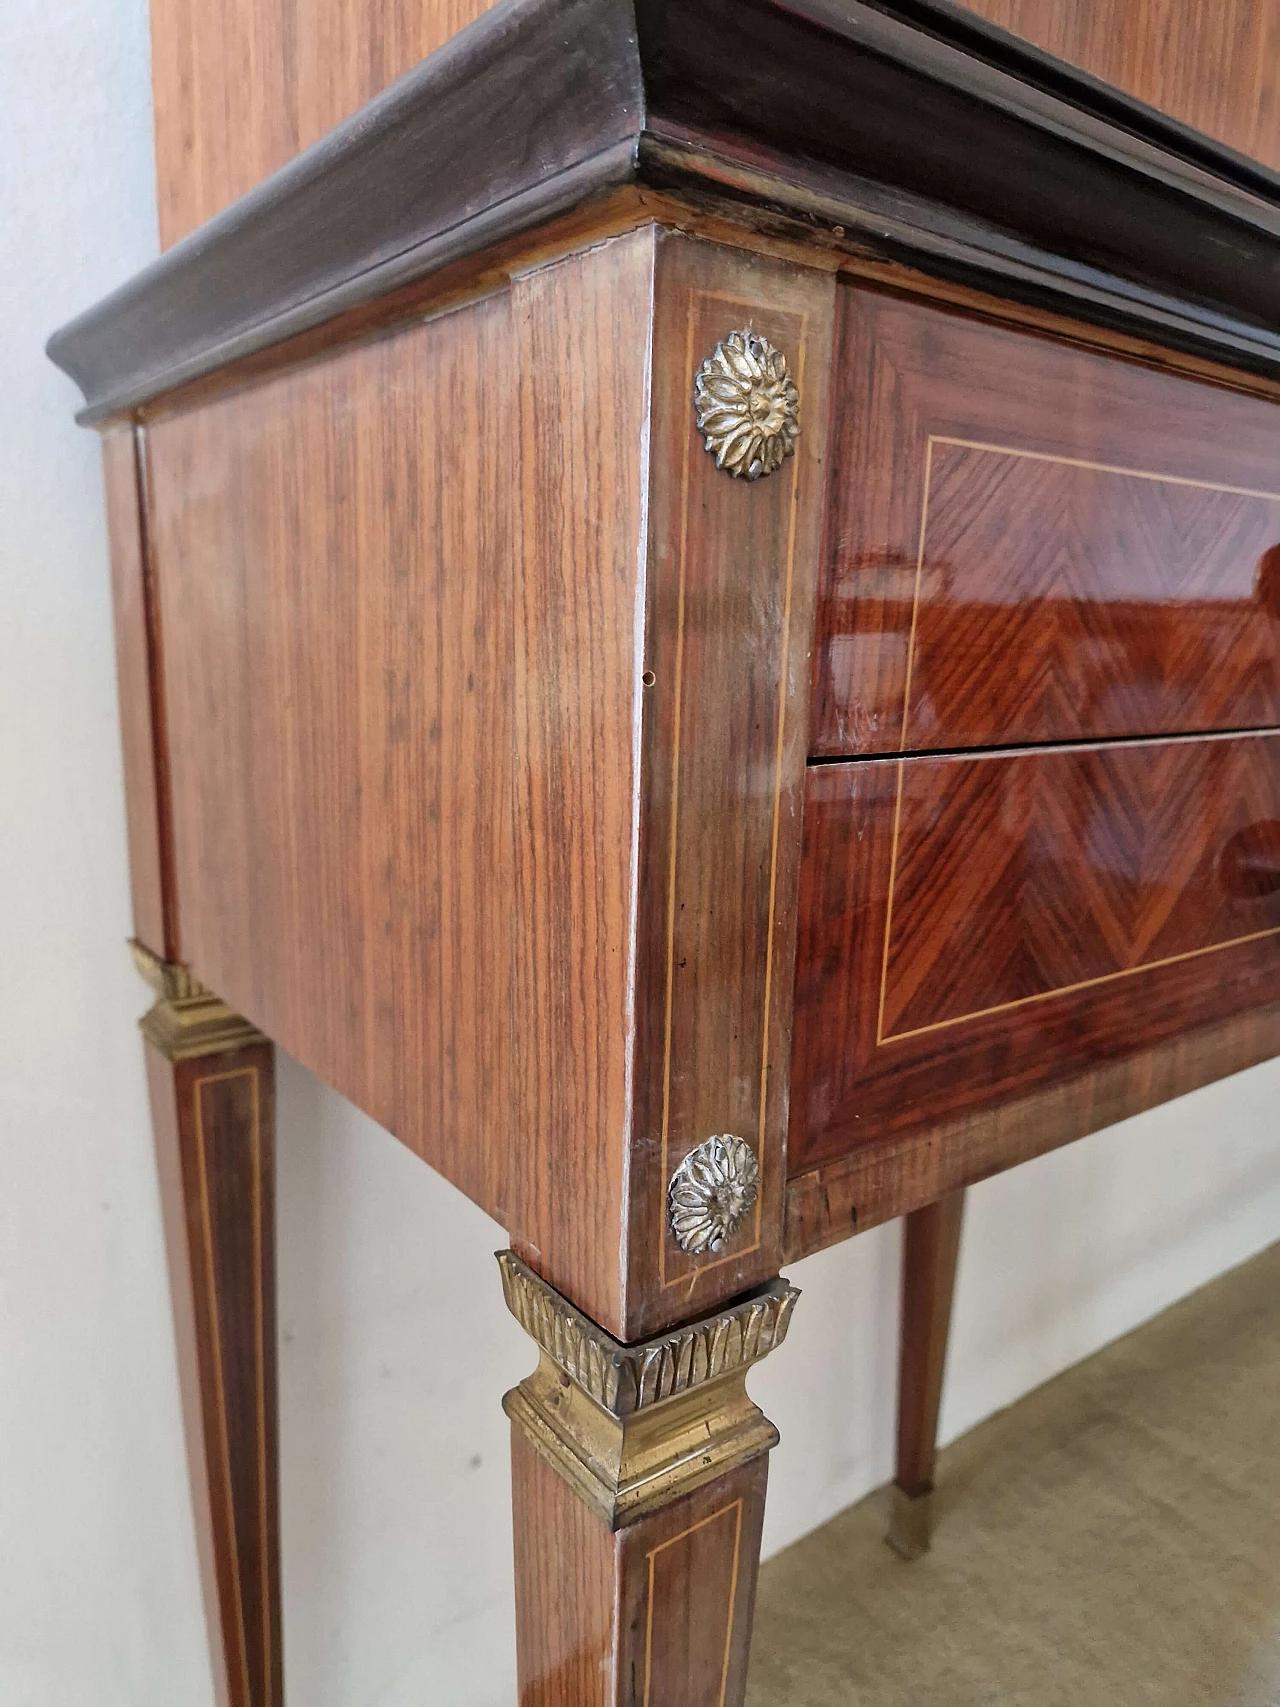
747,1240 -> 1280,1706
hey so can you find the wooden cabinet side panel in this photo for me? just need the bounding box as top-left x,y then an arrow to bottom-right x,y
624,235 -> 836,1337
146,232 -> 654,1335
959,1 -> 1280,173
102,426 -> 174,956
150,0 -> 498,247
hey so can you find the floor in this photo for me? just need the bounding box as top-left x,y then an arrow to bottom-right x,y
747,1239 -> 1280,1706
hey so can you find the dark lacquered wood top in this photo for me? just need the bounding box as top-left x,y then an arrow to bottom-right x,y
47,0 -> 1280,422
789,731 -> 1280,1173
812,288 -> 1280,757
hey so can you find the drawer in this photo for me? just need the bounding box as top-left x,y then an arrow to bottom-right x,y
788,732 -> 1280,1174
811,289 -> 1280,757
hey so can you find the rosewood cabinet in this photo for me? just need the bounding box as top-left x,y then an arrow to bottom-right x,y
50,0 -> 1280,1700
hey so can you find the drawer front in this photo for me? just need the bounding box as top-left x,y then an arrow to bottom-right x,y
812,289 -> 1280,757
789,733 -> 1280,1173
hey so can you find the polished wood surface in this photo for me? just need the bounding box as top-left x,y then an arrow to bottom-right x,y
146,1038 -> 280,1707
959,0 -> 1280,173
512,1430 -> 767,1707
58,0 -> 1280,1689
624,236 -> 834,1335
102,428 -> 174,956
141,225 -> 832,1338
790,733 -> 1280,1174
812,289 -> 1280,757
895,1191 -> 965,1501
151,0 -> 497,246
145,233 -> 651,1336
785,1001 -> 1280,1260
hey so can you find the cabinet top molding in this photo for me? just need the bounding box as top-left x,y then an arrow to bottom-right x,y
48,0 -> 1280,421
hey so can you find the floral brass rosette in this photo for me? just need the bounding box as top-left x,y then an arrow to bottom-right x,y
668,1134 -> 760,1253
693,330 -> 800,481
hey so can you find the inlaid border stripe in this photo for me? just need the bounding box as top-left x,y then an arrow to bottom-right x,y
641,1500 -> 744,1707
193,1064 -> 267,1706
658,287 -> 806,1286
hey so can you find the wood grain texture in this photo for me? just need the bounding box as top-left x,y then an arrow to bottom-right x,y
790,733 -> 1280,1175
512,1430 -> 617,1707
512,1428 -> 767,1707
896,1190 -> 965,1499
146,232 -> 652,1336
506,236 -> 655,1329
151,0 -> 498,246
784,1000 -> 1280,1260
959,0 -> 1280,173
102,428 -> 174,955
146,1039 -> 279,1707
813,288 -> 1280,757
142,226 -> 833,1337
624,235 -> 834,1336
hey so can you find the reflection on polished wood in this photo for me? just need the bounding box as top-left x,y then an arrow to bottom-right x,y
790,732 -> 1280,1172
812,290 -> 1280,757
785,1001 -> 1280,1261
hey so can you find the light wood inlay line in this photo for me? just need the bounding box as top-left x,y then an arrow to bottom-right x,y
641,1500 -> 744,1707
658,291 -> 807,1286
192,1065 -> 263,1707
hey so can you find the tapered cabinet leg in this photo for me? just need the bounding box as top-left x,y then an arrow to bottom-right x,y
499,1253 -> 798,1707
134,943 -> 282,1707
887,1188 -> 966,1560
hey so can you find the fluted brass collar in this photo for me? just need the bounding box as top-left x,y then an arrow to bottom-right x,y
498,1252 -> 799,1528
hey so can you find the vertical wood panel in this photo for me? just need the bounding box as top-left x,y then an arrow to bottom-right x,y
147,231 -> 655,1335
625,236 -> 835,1336
960,0 -> 1280,172
150,0 -> 498,247
103,427 -> 173,954
507,234 -> 656,1330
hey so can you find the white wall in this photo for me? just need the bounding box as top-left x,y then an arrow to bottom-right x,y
3,0 -> 1279,1701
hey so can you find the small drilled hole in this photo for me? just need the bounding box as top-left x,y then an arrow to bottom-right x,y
642,670 -> 656,688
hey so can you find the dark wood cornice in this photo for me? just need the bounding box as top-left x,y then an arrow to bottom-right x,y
49,0 -> 1280,420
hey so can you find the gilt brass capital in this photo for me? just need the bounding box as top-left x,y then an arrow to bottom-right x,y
130,940 -> 266,1061
498,1251 -> 798,1530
